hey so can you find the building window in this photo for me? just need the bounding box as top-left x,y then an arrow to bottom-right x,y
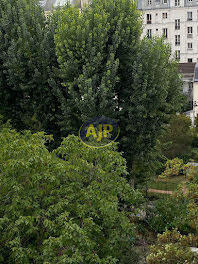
175,50 -> 180,60
175,35 -> 180,45
156,28 -> 158,31
187,43 -> 193,49
188,58 -> 193,62
163,28 -> 168,38
147,0 -> 152,5
175,0 -> 180,6
187,26 -> 193,38
188,0 -> 192,2
187,11 -> 192,21
147,14 -> 152,24
162,12 -> 168,19
175,19 -> 180,30
188,82 -> 193,91
147,29 -> 152,39
188,26 -> 193,33
163,0 -> 168,3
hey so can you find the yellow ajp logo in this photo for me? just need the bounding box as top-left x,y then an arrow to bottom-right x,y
79,116 -> 120,148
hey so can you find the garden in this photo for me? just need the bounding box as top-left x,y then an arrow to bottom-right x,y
1,0 -> 198,263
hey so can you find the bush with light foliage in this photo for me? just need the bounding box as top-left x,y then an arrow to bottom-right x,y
159,157 -> 190,179
146,229 -> 198,264
0,126 -> 142,264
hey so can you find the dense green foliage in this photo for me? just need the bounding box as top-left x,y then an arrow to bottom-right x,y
55,0 -> 183,181
132,139 -> 167,185
0,0 -> 61,138
0,1 -> 193,262
0,126 -> 143,263
158,114 -> 198,163
55,0 -> 142,133
161,114 -> 193,159
0,0 -> 184,182
146,197 -> 191,234
146,164 -> 198,263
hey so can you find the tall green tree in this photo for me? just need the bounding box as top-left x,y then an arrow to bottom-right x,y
55,0 -> 142,132
0,0 -> 61,139
55,0 -> 183,181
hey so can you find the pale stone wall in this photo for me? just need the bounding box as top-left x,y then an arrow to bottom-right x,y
139,0 -> 198,63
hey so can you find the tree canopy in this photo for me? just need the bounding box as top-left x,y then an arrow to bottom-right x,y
0,125 -> 142,263
54,0 -> 183,180
161,114 -> 193,159
0,0 -> 61,139
0,0 -> 184,179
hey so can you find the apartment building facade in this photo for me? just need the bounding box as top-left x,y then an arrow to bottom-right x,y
138,0 -> 198,63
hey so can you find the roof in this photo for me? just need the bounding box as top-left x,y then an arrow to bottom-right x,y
179,63 -> 196,74
184,110 -> 193,115
190,247 -> 198,254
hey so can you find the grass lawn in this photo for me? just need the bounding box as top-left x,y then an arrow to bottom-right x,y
147,192 -> 170,199
137,175 -> 186,194
147,175 -> 186,191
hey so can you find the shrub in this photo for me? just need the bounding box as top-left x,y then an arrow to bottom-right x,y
159,158 -> 184,179
161,114 -> 193,159
145,197 -> 192,234
146,229 -> 198,264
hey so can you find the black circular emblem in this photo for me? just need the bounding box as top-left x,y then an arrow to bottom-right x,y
79,116 -> 120,148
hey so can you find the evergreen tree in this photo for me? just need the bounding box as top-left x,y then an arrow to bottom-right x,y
0,0 -> 61,140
